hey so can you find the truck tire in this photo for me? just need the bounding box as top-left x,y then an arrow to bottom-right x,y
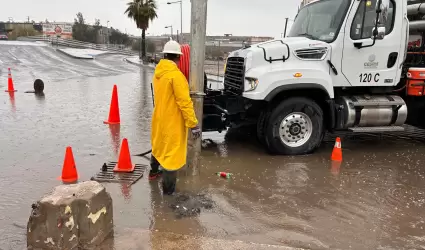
264,97 -> 324,155
257,110 -> 270,146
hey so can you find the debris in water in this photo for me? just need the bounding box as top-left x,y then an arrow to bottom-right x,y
168,192 -> 214,219
216,172 -> 233,179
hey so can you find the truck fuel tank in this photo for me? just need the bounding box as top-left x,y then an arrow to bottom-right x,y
337,95 -> 408,129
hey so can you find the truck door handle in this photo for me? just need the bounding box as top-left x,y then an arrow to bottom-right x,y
354,42 -> 363,49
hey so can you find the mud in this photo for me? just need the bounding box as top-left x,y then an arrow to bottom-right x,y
0,43 -> 424,249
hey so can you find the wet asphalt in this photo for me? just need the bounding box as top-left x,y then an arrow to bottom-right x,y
0,42 -> 425,249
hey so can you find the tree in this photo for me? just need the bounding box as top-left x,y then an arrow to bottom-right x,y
72,12 -> 101,44
72,12 -> 88,41
110,28 -> 130,45
125,0 -> 158,59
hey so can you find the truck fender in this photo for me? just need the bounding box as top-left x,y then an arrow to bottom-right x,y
264,83 -> 332,102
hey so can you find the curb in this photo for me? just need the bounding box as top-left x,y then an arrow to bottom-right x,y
56,48 -> 95,60
124,58 -> 156,69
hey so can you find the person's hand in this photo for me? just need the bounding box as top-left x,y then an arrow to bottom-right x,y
191,126 -> 202,139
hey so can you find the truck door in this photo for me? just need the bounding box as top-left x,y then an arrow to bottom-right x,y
341,0 -> 403,87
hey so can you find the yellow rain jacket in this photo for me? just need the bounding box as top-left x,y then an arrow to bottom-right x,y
151,59 -> 198,171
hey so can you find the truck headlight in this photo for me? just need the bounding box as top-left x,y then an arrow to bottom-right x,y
245,77 -> 259,91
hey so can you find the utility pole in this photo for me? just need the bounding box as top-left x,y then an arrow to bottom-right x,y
187,0 -> 208,175
165,25 -> 173,39
284,18 -> 289,38
217,40 -> 220,81
180,0 -> 183,43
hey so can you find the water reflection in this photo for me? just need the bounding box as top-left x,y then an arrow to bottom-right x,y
120,183 -> 132,201
330,161 -> 342,176
108,124 -> 121,156
35,92 -> 45,102
8,92 -> 16,112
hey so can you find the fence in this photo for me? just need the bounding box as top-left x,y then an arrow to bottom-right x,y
17,36 -> 136,56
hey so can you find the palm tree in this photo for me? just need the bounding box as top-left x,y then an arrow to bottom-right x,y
125,0 -> 158,59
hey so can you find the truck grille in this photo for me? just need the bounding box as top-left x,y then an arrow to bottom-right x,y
224,57 -> 245,94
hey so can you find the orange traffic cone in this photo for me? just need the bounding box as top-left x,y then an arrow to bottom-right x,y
104,85 -> 120,124
331,137 -> 343,162
113,138 -> 135,172
5,68 -> 17,92
58,146 -> 79,183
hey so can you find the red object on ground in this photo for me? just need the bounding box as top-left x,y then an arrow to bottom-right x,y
406,67 -> 425,96
178,44 -> 191,81
113,138 -> 135,172
58,146 -> 78,183
5,68 -> 17,92
104,85 -> 120,124
331,137 -> 343,162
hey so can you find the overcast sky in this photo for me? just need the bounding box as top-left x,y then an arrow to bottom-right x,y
1,0 -> 300,38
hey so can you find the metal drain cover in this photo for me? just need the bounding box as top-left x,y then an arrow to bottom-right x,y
91,162 -> 147,185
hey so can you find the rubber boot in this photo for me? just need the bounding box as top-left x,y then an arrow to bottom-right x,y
162,170 -> 177,195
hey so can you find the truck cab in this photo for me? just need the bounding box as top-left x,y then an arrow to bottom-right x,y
203,0 -> 414,155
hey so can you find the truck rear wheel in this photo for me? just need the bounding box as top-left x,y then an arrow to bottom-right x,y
264,97 -> 324,155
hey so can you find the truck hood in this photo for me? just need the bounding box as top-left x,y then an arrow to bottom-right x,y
228,37 -> 331,70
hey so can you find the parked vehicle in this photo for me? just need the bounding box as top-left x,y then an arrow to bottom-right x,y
202,0 -> 425,155
0,34 -> 8,40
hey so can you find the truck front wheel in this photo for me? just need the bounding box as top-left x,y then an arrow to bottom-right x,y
264,97 -> 324,155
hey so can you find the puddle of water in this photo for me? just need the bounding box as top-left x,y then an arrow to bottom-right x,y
0,47 -> 425,249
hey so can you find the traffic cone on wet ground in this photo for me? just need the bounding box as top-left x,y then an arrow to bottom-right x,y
331,137 -> 343,162
104,85 -> 120,124
5,68 -> 17,92
113,138 -> 135,172
58,146 -> 79,183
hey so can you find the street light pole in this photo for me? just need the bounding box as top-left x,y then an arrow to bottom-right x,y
180,0 -> 183,43
167,1 -> 183,43
165,25 -> 173,39
186,0 -> 208,174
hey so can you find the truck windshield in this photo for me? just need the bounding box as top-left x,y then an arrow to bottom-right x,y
288,0 -> 351,42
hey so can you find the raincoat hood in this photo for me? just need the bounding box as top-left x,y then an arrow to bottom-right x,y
154,59 -> 179,79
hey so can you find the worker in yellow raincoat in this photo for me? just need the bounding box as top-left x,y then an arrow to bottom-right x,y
150,40 -> 201,195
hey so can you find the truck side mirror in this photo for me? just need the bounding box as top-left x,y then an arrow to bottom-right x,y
372,26 -> 386,40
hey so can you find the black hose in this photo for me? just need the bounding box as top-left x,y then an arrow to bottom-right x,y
134,149 -> 152,157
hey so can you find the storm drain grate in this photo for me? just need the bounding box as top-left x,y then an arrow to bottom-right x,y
91,161 -> 147,185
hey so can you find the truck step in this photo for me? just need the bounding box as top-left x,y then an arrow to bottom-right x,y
348,126 -> 405,133
352,100 -> 405,107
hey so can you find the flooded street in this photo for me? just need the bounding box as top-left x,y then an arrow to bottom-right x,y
1,43 -> 425,249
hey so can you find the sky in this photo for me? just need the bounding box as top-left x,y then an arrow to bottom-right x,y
0,0 -> 300,39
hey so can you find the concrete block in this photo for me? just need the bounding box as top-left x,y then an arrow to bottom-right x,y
27,181 -> 113,250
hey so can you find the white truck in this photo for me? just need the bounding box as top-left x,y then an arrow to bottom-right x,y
202,0 -> 425,155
